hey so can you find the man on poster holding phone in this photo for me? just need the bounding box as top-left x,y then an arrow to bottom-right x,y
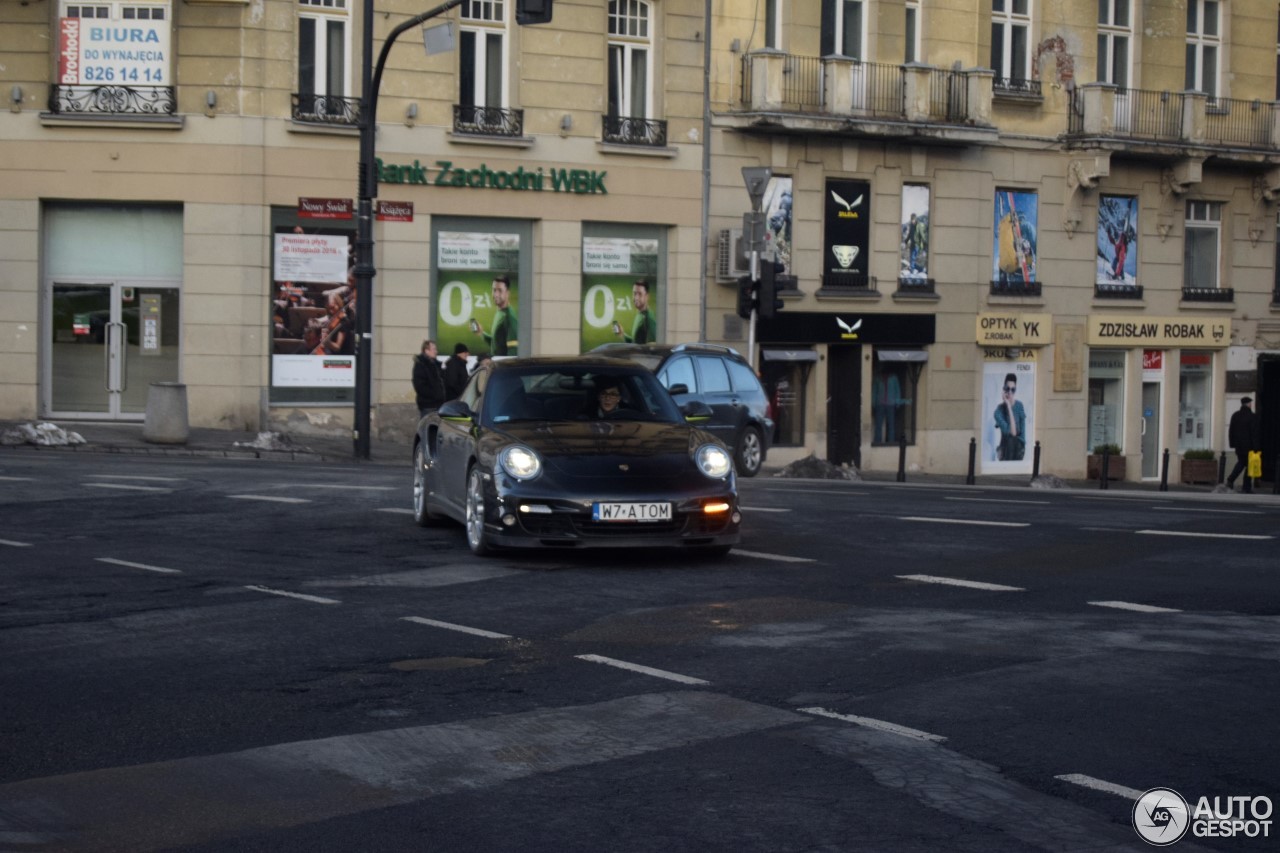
473,275 -> 518,356
615,279 -> 657,344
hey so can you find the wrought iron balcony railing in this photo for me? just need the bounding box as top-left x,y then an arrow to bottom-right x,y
896,276 -> 936,295
602,115 -> 668,147
453,105 -> 524,137
1095,282 -> 1144,299
990,279 -> 1042,297
1181,287 -> 1234,303
739,53 -> 976,126
48,84 -> 175,116
993,77 -> 1041,97
292,93 -> 361,126
1068,86 -> 1278,150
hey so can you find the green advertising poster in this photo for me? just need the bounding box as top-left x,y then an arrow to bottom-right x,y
436,231 -> 520,357
580,237 -> 660,352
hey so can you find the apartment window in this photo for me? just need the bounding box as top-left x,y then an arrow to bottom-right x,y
1184,201 -> 1221,290
765,0 -> 782,50
1097,0 -> 1130,87
461,0 -> 508,109
608,1 -> 653,119
1185,0 -> 1220,97
905,0 -> 921,64
298,0 -> 349,101
991,0 -> 1030,84
838,0 -> 864,59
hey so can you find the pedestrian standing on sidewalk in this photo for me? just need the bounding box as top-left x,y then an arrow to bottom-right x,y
443,342 -> 470,401
412,340 -> 445,419
1226,396 -> 1260,492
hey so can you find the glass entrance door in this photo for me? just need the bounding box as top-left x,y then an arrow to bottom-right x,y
47,282 -> 180,419
1141,381 -> 1162,479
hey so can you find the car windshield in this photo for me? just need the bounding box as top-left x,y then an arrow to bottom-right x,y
480,366 -> 685,427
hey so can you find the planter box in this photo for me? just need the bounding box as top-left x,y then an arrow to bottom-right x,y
1087,454 -> 1126,481
1180,458 -> 1218,485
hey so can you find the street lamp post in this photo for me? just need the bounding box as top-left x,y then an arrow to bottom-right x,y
353,0 -> 463,459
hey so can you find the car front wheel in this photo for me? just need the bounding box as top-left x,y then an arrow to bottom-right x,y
465,466 -> 493,555
735,426 -> 763,477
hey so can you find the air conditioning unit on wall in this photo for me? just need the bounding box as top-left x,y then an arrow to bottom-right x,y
716,228 -> 750,282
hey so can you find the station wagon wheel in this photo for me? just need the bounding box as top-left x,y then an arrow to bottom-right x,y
412,443 -> 442,527
465,466 -> 493,555
735,426 -> 763,477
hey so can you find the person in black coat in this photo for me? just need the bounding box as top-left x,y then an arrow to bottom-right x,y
443,342 -> 471,401
1226,396 -> 1261,491
412,340 -> 445,418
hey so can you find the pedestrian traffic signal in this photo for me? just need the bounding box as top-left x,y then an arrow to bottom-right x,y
757,260 -> 785,320
516,0 -> 553,25
736,275 -> 756,320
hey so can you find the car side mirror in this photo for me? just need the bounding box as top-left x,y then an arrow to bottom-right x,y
668,383 -> 689,396
681,400 -> 713,422
438,399 -> 475,422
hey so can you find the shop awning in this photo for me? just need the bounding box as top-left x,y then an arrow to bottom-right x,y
761,348 -> 818,363
876,349 -> 928,362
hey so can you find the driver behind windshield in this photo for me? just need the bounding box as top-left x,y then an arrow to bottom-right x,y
590,376 -> 632,418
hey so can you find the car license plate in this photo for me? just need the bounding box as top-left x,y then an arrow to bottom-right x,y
592,502 -> 671,522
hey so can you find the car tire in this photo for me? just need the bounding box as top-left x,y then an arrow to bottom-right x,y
735,426 -> 763,477
465,466 -> 494,556
412,443 -> 444,527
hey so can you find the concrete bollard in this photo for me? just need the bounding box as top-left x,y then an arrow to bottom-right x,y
143,382 -> 189,445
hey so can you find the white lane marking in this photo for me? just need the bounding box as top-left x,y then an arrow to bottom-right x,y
798,707 -> 947,743
1137,529 -> 1272,541
0,539 -> 33,548
1071,495 -> 1172,503
730,549 -> 815,564
741,506 -> 791,513
272,484 -> 396,491
575,654 -> 710,686
897,574 -> 1024,592
0,476 -> 35,482
1163,507 -> 1262,515
86,475 -> 184,482
945,497 -> 1050,505
760,488 -> 868,496
400,616 -> 513,639
900,516 -> 1030,528
244,585 -> 340,604
1088,600 -> 1182,614
96,557 -> 181,575
1054,773 -> 1144,800
228,495 -> 312,504
378,507 -> 415,515
83,483 -> 171,492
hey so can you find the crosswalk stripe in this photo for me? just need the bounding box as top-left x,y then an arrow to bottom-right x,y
0,692 -> 797,852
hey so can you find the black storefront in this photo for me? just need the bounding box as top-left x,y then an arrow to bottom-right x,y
758,312 -> 937,468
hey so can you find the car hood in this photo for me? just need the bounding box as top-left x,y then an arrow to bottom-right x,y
489,420 -> 720,478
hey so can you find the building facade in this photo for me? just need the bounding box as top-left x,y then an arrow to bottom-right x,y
705,0 -> 1280,482
2,0 -> 1279,482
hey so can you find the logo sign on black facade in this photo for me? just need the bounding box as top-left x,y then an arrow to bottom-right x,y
824,179 -> 870,287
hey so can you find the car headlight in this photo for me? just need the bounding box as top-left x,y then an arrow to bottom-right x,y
499,445 -> 542,481
695,444 -> 732,479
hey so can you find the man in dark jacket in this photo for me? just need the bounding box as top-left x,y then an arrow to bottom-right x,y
1226,396 -> 1261,492
443,342 -> 470,401
412,340 -> 445,418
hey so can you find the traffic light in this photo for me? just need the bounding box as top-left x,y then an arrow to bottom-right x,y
736,275 -> 756,320
516,0 -> 553,24
757,260 -> 785,320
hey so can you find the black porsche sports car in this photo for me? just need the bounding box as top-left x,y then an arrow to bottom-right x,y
412,356 -> 741,556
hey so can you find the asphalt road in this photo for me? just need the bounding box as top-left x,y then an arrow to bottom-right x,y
1,451 -> 1277,852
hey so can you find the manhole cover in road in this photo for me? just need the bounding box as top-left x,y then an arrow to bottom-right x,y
564,597 -> 847,645
389,657 -> 491,671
